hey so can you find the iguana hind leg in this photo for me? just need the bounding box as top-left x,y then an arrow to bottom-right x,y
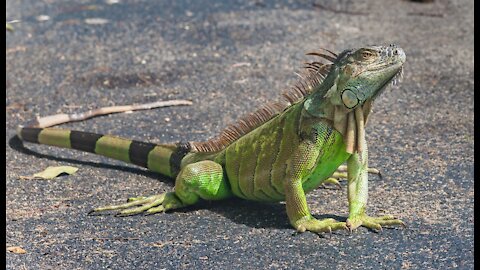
336,164 -> 381,176
90,160 -> 232,216
321,165 -> 381,189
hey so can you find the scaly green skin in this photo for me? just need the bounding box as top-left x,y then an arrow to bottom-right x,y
17,44 -> 406,234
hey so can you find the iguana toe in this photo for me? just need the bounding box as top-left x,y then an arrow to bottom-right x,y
146,205 -> 165,214
89,193 -> 186,216
115,195 -> 165,216
346,214 -> 405,232
321,177 -> 342,189
127,196 -> 149,202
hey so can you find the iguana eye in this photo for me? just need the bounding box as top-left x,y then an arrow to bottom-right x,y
360,50 -> 374,60
341,89 -> 359,109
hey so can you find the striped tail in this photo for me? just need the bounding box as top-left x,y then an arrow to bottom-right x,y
15,100 -> 193,178
17,126 -> 191,178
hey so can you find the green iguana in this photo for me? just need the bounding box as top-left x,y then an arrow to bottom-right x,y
17,44 -> 406,234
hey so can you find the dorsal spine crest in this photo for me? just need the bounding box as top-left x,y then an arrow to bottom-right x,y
190,49 -> 337,153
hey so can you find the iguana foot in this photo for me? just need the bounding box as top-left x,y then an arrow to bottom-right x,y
346,214 -> 405,232
294,217 -> 347,234
88,192 -> 184,216
321,177 -> 342,189
321,165 -> 381,189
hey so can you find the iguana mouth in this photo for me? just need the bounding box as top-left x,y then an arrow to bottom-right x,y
390,66 -> 404,86
372,66 -> 404,100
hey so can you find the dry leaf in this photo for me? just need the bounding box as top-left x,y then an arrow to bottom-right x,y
7,246 -> 26,254
32,166 -> 79,179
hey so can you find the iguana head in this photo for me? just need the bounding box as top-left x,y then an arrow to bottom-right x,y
331,44 -> 406,109
306,44 -> 406,113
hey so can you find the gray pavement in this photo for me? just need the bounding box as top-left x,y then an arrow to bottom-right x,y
6,0 -> 474,269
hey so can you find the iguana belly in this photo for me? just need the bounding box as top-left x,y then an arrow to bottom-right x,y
301,128 -> 350,193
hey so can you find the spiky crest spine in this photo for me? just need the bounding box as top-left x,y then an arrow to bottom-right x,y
190,48 -> 338,153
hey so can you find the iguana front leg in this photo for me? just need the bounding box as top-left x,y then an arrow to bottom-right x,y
345,121 -> 404,231
285,142 -> 346,233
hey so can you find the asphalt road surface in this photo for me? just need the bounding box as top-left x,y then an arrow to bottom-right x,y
6,0 -> 473,269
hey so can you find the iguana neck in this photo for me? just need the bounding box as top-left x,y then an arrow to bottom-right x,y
302,98 -> 373,154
